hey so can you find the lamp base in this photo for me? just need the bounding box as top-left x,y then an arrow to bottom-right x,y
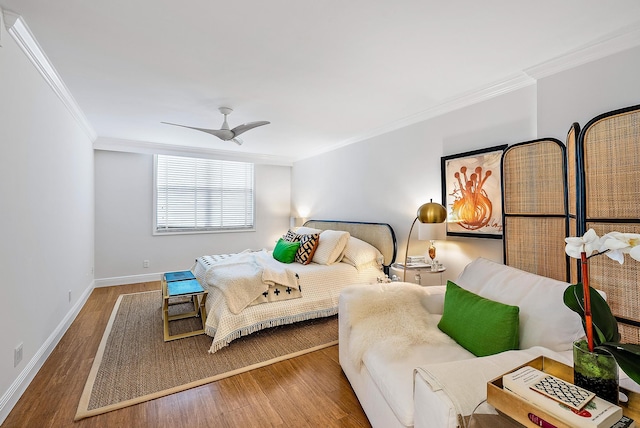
428,242 -> 436,261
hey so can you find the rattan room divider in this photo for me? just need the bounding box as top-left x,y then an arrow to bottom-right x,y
577,104 -> 640,343
502,138 -> 569,282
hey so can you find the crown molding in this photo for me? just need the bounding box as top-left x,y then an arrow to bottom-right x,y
94,137 -> 294,166
299,22 -> 640,161
296,72 -> 536,161
525,22 -> 640,79
0,8 -> 4,47
2,10 -> 97,141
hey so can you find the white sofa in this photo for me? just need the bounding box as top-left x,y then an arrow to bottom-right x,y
338,257 -> 587,428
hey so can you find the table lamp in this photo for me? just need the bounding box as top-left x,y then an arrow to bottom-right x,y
404,199 -> 446,281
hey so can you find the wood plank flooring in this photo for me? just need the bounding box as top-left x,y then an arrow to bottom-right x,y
2,282 -> 371,428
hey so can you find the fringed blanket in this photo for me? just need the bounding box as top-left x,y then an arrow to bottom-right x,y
204,250 -> 300,314
341,283 -> 455,368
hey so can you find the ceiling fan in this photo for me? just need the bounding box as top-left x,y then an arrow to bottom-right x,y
162,107 -> 270,145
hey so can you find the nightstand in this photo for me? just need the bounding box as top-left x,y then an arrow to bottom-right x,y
390,262 -> 446,286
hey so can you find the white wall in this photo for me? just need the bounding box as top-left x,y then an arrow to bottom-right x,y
537,46 -> 640,138
94,150 -> 291,281
0,20 -> 95,422
293,87 -> 538,281
292,45 -> 640,281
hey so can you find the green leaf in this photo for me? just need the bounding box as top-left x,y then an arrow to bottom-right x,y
598,343 -> 640,386
563,284 -> 620,345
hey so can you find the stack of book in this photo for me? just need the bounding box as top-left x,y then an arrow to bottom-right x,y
502,366 -> 634,428
406,255 -> 426,264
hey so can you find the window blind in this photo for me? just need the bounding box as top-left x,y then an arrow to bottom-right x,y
155,155 -> 254,233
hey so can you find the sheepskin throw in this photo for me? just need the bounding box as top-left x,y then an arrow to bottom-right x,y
341,283 -> 455,367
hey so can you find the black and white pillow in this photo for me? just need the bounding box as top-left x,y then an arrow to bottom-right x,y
283,230 -> 301,242
282,230 -> 320,265
295,233 -> 320,265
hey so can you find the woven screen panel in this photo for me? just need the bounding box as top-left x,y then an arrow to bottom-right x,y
586,222 -> 640,324
502,139 -> 568,281
503,140 -> 566,215
583,109 -> 640,219
504,217 -> 567,281
620,324 -> 640,344
566,124 -> 578,218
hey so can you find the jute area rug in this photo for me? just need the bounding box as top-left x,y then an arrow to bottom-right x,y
75,290 -> 338,420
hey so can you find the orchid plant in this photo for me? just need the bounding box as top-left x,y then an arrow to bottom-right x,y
564,228 -> 640,385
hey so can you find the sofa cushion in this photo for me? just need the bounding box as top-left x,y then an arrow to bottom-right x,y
414,346 -> 574,420
362,339 -> 475,427
438,281 -> 519,357
454,258 -> 584,351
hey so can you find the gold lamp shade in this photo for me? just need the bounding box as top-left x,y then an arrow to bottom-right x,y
417,200 -> 447,224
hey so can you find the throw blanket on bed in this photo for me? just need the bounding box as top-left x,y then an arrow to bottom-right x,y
204,250 -> 300,314
341,283 -> 455,368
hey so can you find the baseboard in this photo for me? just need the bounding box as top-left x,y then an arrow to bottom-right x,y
0,280 -> 95,425
94,272 -> 163,287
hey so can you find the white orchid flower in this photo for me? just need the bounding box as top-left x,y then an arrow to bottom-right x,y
600,232 -> 640,264
631,245 -> 640,262
565,228 -> 600,259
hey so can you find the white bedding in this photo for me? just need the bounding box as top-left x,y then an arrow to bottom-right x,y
204,250 -> 300,314
193,253 -> 384,353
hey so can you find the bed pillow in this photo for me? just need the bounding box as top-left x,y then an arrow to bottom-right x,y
294,233 -> 320,264
438,280 -> 519,357
295,226 -> 322,235
272,238 -> 300,264
312,230 -> 350,265
342,236 -> 384,270
282,230 -> 321,265
283,229 -> 301,242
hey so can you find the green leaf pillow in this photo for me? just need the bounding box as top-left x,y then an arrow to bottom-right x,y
438,280 -> 520,357
272,238 -> 300,264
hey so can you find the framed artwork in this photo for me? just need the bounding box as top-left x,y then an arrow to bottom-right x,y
441,144 -> 507,238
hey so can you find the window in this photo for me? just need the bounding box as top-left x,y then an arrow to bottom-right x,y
154,155 -> 254,233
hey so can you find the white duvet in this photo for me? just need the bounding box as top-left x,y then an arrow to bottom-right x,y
193,253 -> 384,353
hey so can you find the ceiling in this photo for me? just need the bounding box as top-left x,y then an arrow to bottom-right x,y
3,1 -> 640,164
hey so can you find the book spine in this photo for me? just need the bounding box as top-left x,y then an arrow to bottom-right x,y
528,412 -> 558,428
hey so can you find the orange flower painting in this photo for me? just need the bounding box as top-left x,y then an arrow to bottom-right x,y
442,145 -> 506,238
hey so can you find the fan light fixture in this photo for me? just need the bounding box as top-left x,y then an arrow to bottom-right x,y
162,107 -> 270,146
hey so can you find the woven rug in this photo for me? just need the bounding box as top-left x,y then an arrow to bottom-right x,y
75,290 -> 338,420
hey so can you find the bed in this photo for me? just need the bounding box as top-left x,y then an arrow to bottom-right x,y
192,220 -> 397,353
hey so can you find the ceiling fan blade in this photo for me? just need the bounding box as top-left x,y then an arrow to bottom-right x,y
231,138 -> 243,146
231,121 -> 270,137
161,121 -> 231,140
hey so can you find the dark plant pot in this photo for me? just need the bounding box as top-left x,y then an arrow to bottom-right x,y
573,340 -> 619,404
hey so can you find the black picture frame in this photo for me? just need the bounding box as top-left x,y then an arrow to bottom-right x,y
441,144 -> 507,238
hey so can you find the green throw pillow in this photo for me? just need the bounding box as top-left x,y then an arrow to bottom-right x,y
273,238 -> 300,264
438,280 -> 519,357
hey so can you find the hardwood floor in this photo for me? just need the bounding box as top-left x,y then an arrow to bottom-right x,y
2,282 -> 371,428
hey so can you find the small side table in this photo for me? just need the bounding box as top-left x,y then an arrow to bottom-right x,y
162,276 -> 208,342
390,262 -> 446,286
